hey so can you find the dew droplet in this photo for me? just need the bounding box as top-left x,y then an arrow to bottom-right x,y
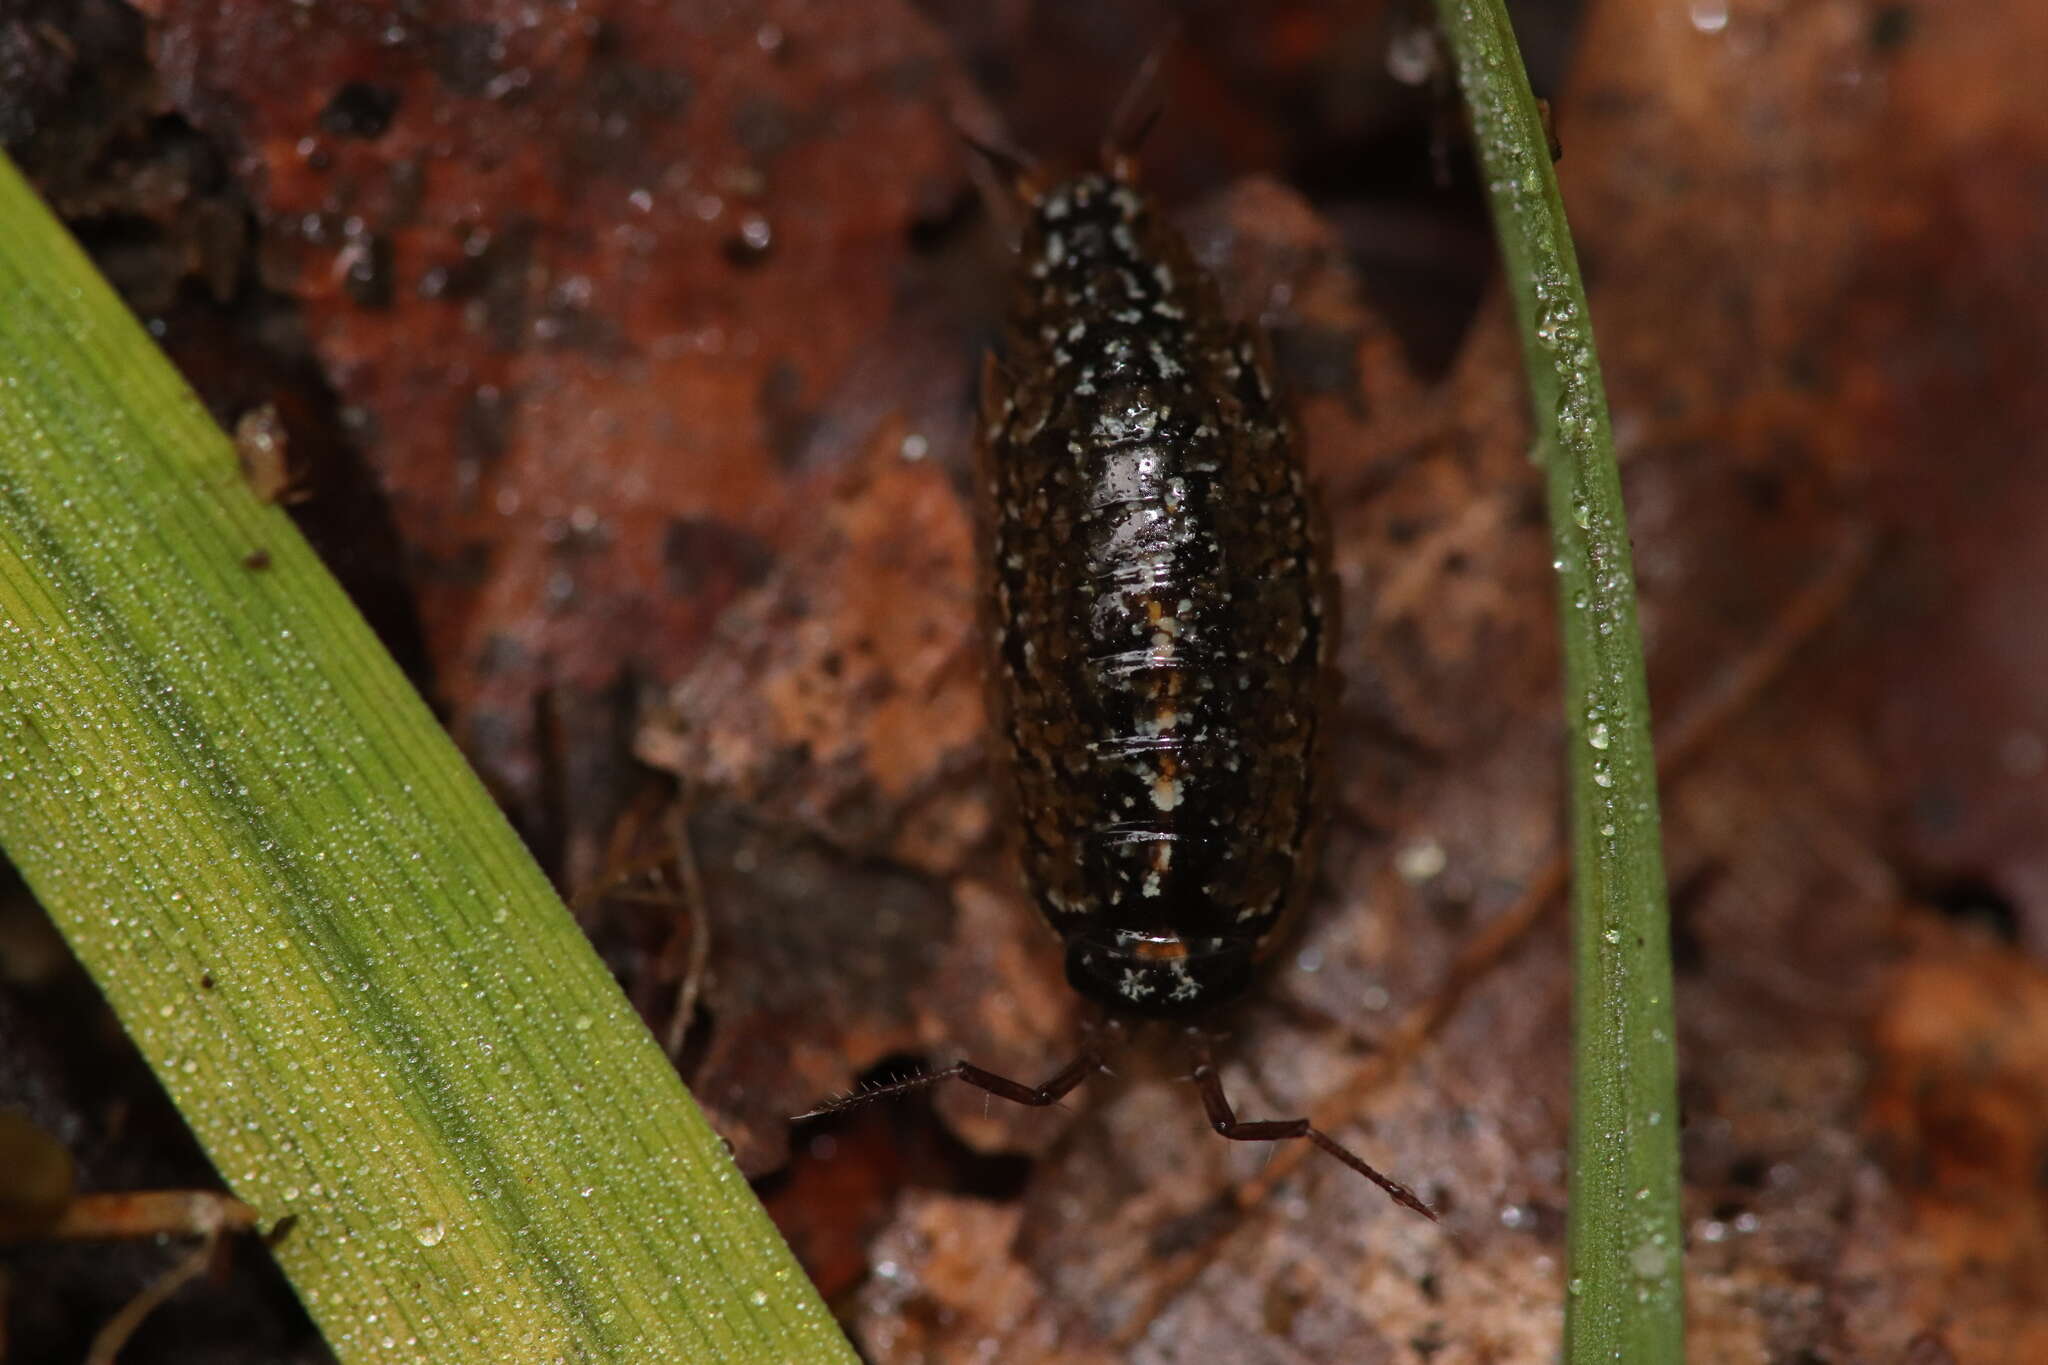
1630,1241 -> 1669,1279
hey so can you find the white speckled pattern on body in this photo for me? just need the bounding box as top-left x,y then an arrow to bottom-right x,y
977,168 -> 1331,1017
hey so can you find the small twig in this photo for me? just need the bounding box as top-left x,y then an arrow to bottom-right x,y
662,797 -> 712,1059
571,780 -> 713,1060
45,1190 -> 260,1365
84,1228 -> 226,1365
44,1191 -> 260,1242
567,787 -> 665,917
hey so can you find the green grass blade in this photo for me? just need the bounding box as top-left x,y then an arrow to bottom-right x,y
0,152 -> 854,1363
1424,5 -> 1685,1358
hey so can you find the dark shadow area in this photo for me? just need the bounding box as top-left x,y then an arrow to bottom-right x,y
1913,873 -> 2024,946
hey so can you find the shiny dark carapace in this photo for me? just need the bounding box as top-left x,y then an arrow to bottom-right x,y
978,166 -> 1326,1019
799,147 -> 1432,1220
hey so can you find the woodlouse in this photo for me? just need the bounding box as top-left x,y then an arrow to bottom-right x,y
803,113 -> 1432,1219
983,165 -> 1322,1020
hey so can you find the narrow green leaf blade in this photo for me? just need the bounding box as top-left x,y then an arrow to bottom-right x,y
1424,6 -> 1686,1360
0,152 -> 853,1364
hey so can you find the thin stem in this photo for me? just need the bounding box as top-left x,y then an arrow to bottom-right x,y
1422,5 -> 1686,1360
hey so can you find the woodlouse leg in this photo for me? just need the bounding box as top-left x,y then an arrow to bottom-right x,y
794,1051 -> 1103,1122
1189,1035 -> 1436,1221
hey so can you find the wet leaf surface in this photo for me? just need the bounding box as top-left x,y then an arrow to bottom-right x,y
5,0 -> 2048,1360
